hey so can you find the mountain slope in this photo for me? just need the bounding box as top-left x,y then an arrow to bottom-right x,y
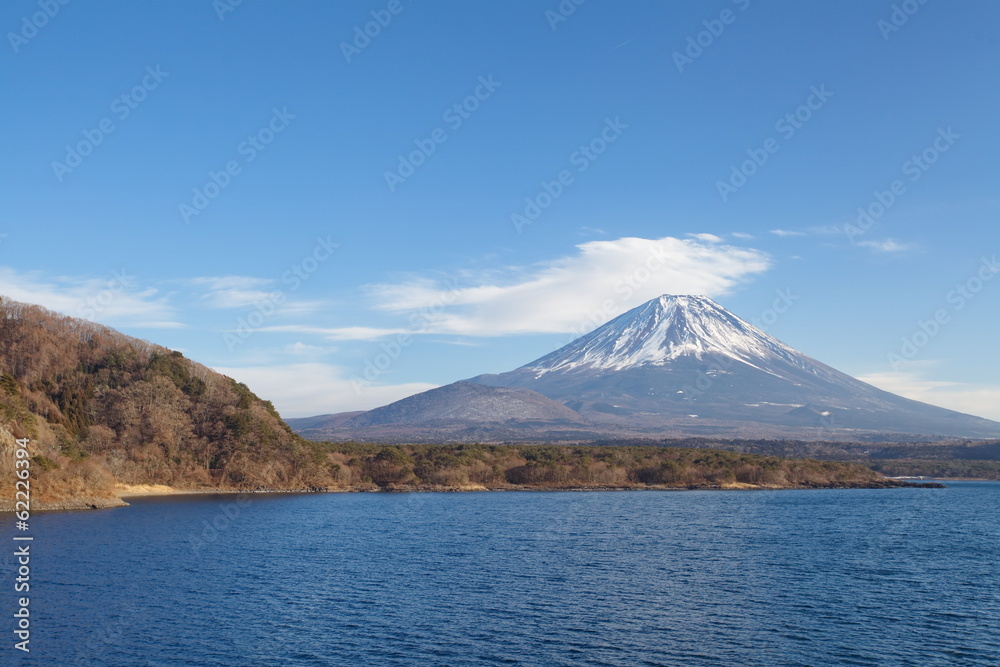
347,382 -> 584,426
467,295 -> 1000,438
287,382 -> 591,443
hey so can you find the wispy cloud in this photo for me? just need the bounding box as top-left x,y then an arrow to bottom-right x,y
0,266 -> 181,328
284,341 -> 336,355
856,238 -> 914,253
687,233 -> 723,243
858,369 -> 1000,421
808,224 -> 846,235
731,232 -> 754,239
186,275 -> 328,315
187,275 -> 277,309
769,229 -> 807,237
134,321 -> 188,329
256,324 -> 409,341
188,276 -> 272,290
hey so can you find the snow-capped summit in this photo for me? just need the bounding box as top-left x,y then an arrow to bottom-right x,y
522,294 -> 804,375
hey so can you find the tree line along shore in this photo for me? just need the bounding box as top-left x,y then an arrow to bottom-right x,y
2,439 -> 939,512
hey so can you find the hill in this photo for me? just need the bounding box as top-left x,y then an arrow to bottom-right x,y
0,297 -> 331,509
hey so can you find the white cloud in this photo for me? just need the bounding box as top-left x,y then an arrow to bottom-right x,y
687,233 -> 723,243
284,342 -> 334,355
187,275 -> 277,309
212,362 -> 437,417
206,289 -> 279,309
425,338 -> 482,347
731,232 -> 754,239
856,239 -> 914,253
769,229 -> 806,237
0,266 -> 180,327
275,300 -> 328,316
808,224 -> 845,235
259,324 -> 409,341
187,276 -> 327,314
133,320 -> 188,329
361,236 -> 771,337
857,370 -> 1000,421
188,276 -> 272,291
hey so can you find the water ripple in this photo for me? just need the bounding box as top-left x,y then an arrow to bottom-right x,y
2,483 -> 999,665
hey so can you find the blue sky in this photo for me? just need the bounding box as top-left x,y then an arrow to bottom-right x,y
3,0 -> 998,419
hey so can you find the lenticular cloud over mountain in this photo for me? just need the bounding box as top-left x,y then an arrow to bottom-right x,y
362,237 -> 771,337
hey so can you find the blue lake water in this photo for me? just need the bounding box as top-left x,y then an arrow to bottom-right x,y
3,482 -> 999,666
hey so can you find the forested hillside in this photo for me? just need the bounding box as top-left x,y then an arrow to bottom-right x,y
0,297 -> 330,507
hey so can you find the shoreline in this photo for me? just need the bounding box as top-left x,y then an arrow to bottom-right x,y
114,483 -> 227,498
115,476 -> 980,499
116,480 -> 941,499
2,478 -> 952,513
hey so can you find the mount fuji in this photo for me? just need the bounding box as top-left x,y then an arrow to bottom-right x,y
291,295 -> 1000,441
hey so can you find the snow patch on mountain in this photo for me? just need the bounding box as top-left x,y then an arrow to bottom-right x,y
523,295 -> 814,376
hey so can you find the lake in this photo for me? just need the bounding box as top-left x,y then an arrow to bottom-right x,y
3,483 -> 999,665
